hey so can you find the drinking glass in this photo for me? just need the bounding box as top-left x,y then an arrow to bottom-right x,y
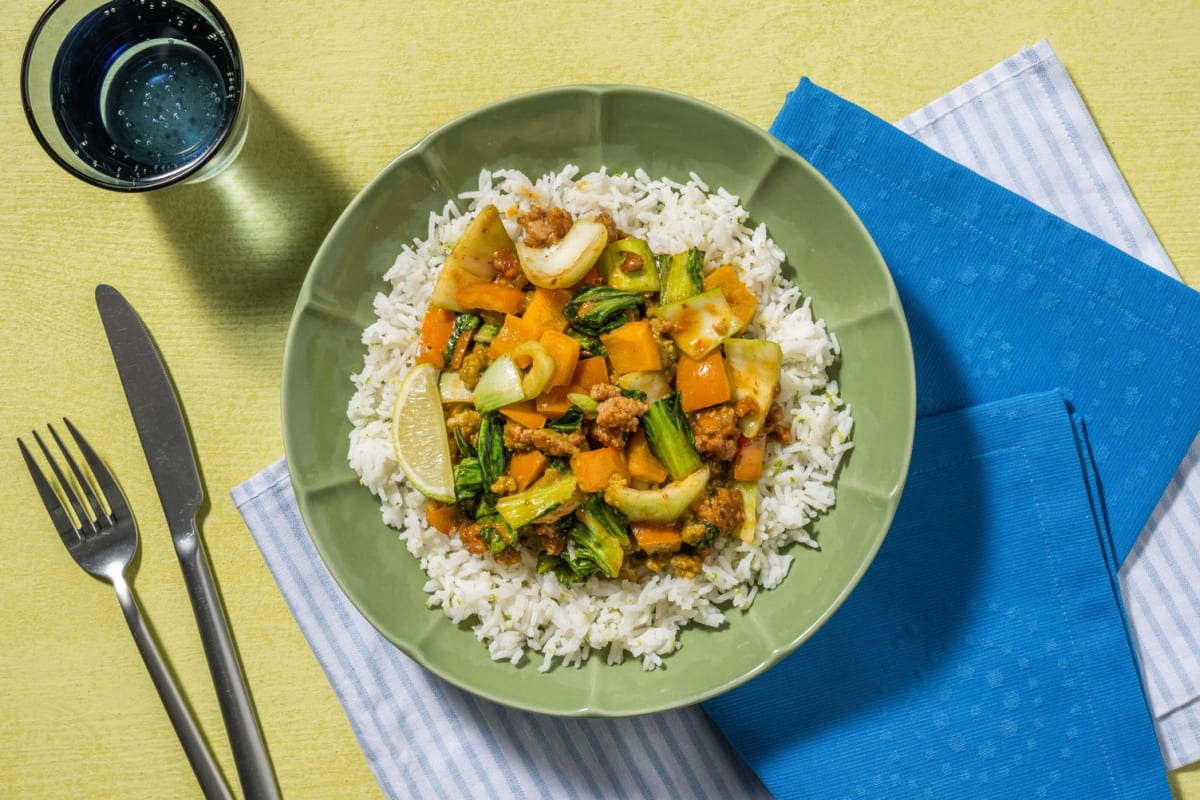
21,0 -> 248,191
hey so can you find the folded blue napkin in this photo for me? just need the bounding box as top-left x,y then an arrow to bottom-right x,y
707,391 -> 1166,798
702,80 -> 1200,798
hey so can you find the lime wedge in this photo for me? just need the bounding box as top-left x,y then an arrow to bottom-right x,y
391,363 -> 455,502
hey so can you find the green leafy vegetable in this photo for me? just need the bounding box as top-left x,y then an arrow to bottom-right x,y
562,551 -> 601,581
641,393 -> 702,480
453,457 -> 484,500
477,412 -> 506,492
567,329 -> 607,358
563,286 -> 645,335
475,498 -> 517,552
444,313 -> 481,368
598,237 -> 660,293
659,248 -> 705,306
566,392 -> 600,418
575,494 -> 630,548
537,552 -> 599,587
473,321 -> 501,344
536,552 -> 559,576
479,525 -> 511,553
494,470 -> 578,530
548,406 -> 584,433
567,520 -> 624,578
654,253 -> 669,282
453,427 -> 474,458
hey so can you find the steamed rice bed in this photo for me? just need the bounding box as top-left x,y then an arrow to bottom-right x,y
348,166 -> 853,671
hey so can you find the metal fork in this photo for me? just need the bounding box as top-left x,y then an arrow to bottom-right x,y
18,419 -> 235,800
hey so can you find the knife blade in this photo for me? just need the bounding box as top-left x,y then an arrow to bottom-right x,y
96,284 -> 281,800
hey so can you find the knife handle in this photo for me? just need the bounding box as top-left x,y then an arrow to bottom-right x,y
175,522 -> 281,800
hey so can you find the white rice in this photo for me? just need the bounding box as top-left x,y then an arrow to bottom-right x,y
347,166 -> 853,671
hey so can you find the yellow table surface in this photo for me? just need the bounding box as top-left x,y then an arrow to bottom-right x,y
2,1 -> 1197,797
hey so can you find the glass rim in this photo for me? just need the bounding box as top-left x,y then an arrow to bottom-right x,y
20,0 -> 247,193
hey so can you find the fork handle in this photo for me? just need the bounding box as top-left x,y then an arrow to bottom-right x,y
111,575 -> 235,800
176,527 -> 281,800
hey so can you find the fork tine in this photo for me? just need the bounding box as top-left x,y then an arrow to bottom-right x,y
33,429 -> 97,535
62,417 -> 129,521
18,436 -> 82,546
49,422 -> 110,527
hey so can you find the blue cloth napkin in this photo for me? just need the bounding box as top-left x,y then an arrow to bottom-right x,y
768,82 -> 1200,563
769,80 -> 1200,564
707,391 -> 1166,798
702,80 -> 1200,799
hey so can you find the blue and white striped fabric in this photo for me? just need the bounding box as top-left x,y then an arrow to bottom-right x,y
896,39 -> 1200,770
232,40 -> 1198,797
232,460 -> 770,800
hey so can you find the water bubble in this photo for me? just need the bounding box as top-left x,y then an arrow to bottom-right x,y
118,109 -> 125,117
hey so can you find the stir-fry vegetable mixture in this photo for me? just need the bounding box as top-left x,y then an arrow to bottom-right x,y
404,203 -> 792,585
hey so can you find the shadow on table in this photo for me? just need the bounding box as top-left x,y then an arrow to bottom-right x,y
148,87 -> 356,317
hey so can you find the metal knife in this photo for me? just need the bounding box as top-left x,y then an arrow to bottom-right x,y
96,284 -> 281,800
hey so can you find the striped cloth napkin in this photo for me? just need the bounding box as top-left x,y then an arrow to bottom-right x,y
233,40 -> 1198,798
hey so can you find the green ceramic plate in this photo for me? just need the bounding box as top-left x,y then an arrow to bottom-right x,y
282,85 -> 915,716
